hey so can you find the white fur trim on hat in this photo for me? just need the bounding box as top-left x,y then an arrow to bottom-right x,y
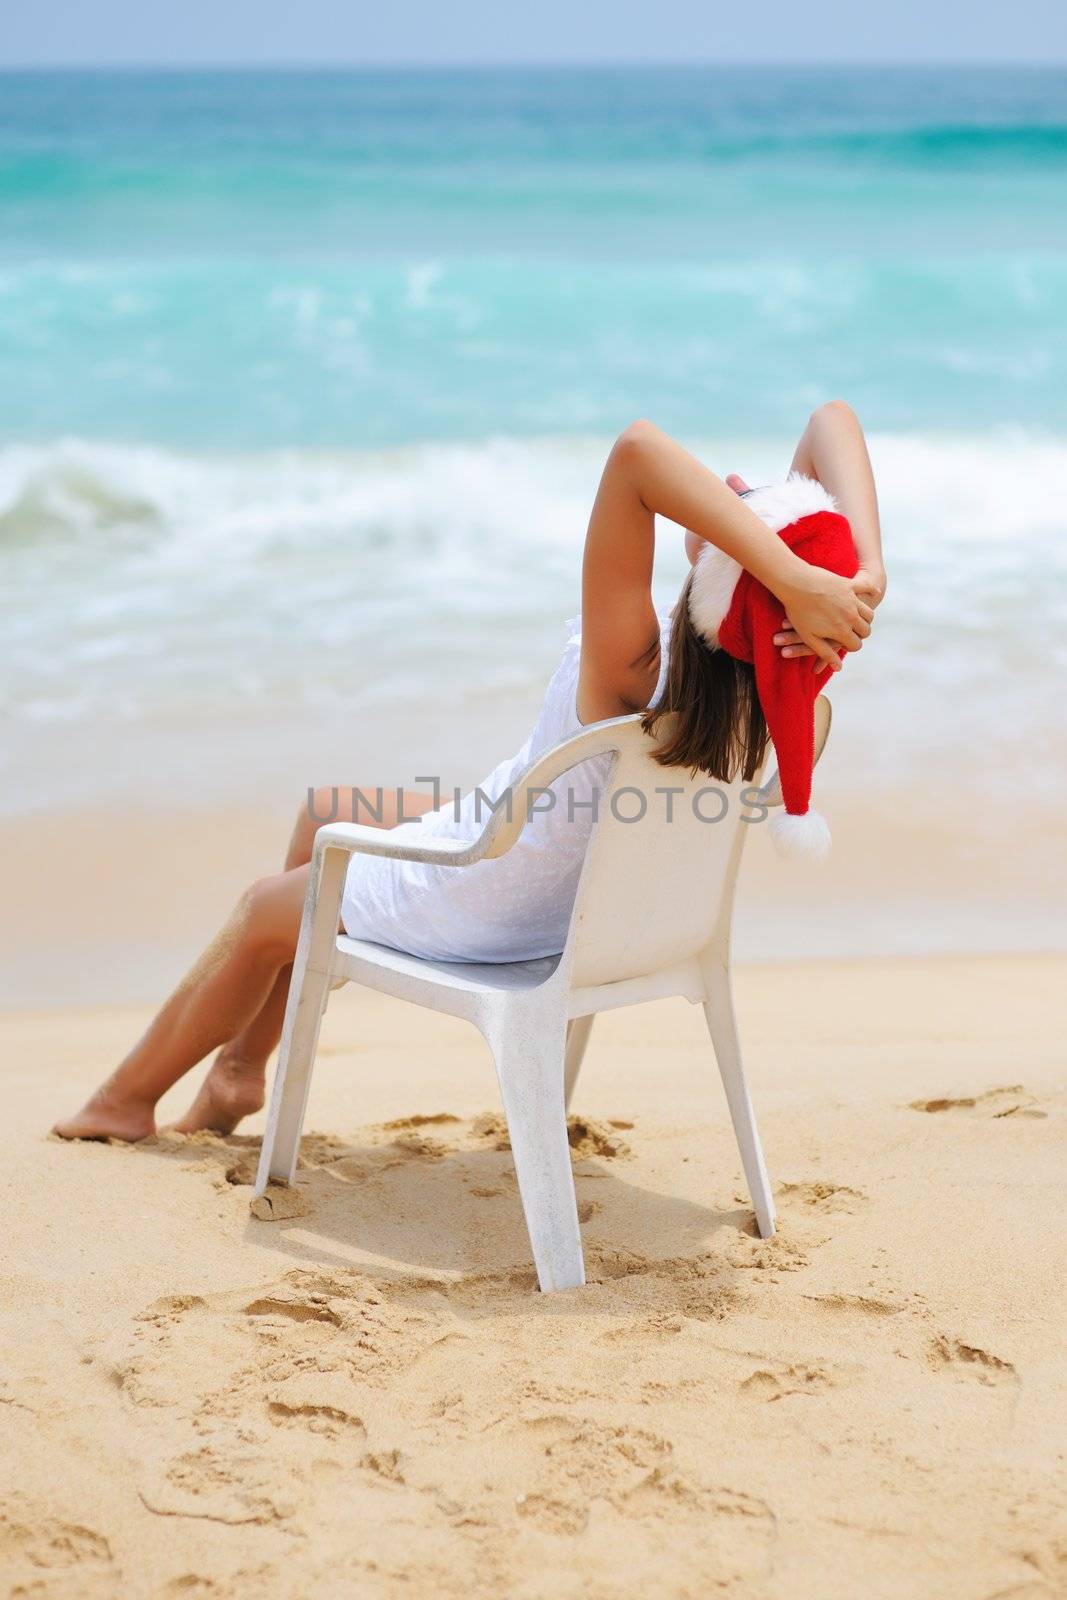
742,472 -> 837,535
687,473 -> 838,645
688,544 -> 743,644
768,808 -> 832,862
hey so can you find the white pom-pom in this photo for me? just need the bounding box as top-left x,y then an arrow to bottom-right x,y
769,809 -> 831,862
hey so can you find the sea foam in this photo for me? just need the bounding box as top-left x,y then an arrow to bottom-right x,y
3,430 -> 1065,735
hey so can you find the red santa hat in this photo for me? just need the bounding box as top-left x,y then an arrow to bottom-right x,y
688,473 -> 858,861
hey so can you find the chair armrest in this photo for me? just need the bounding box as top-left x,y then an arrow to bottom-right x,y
313,820 -> 491,869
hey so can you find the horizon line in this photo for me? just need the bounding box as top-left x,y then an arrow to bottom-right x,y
1,58 -> 1065,74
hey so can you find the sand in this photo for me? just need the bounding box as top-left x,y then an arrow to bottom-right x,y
2,954 -> 1065,1599
6,793 -> 1067,1011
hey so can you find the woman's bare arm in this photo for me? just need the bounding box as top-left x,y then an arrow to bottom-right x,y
791,400 -> 886,603
745,400 -> 886,662
578,419 -> 874,723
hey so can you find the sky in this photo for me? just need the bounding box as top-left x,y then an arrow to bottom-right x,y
3,0 -> 1066,69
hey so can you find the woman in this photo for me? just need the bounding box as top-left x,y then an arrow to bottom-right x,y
55,401 -> 885,1143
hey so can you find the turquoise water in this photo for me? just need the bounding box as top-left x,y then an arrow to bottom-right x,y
2,68 -> 1066,818
2,67 -> 1066,445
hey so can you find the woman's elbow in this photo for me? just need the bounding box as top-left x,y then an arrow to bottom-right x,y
811,398 -> 860,430
611,418 -> 661,470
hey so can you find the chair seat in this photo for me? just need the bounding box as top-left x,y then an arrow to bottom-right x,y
334,935 -> 562,1001
334,936 -> 705,1021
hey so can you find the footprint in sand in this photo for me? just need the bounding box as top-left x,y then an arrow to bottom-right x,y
620,1472 -> 775,1530
466,1111 -> 633,1159
376,1113 -> 461,1160
597,1313 -> 687,1345
739,1361 -> 837,1401
587,1248 -> 737,1324
388,1130 -> 451,1158
774,1180 -> 868,1216
361,1447 -> 405,1485
115,1268 -> 435,1537
135,1293 -> 207,1323
504,1417 -> 775,1585
157,1578 -> 223,1598
908,1084 -> 1047,1118
380,1113 -> 461,1130
0,1502 -> 115,1595
109,1263 -> 784,1588
506,1415 -> 674,1534
800,1291 -> 908,1322
566,1116 -> 633,1159
266,1365 -> 368,1438
618,1474 -> 777,1587
147,1445 -> 294,1526
927,1334 -> 1017,1386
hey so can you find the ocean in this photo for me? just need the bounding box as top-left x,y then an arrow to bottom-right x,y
2,66 -> 1066,864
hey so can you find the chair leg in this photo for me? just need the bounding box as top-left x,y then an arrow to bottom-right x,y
254,843 -> 347,1197
487,1001 -> 585,1292
564,1014 -> 594,1110
702,958 -> 776,1239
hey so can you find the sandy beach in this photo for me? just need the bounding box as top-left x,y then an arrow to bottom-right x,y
5,55 -> 1067,1600
3,954 -> 1064,1599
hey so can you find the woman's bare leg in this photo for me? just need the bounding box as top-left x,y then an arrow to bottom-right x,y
169,784 -> 442,1135
165,965 -> 293,1136
54,865 -> 310,1142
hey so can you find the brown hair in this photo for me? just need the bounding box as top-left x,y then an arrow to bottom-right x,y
641,571 -> 769,782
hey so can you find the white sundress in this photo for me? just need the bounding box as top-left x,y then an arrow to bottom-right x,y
340,611 -> 673,964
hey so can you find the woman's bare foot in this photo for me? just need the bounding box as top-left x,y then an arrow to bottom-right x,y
53,1082 -> 156,1143
169,1053 -> 266,1136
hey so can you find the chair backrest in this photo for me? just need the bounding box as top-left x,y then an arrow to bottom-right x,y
504,699 -> 830,990
558,718 -> 753,987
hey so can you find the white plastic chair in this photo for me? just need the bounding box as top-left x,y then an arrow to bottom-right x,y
253,701 -> 831,1292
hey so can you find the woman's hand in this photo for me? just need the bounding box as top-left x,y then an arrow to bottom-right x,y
774,566 -> 885,664
854,564 -> 888,607
722,473 -> 885,666
775,568 -> 874,674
